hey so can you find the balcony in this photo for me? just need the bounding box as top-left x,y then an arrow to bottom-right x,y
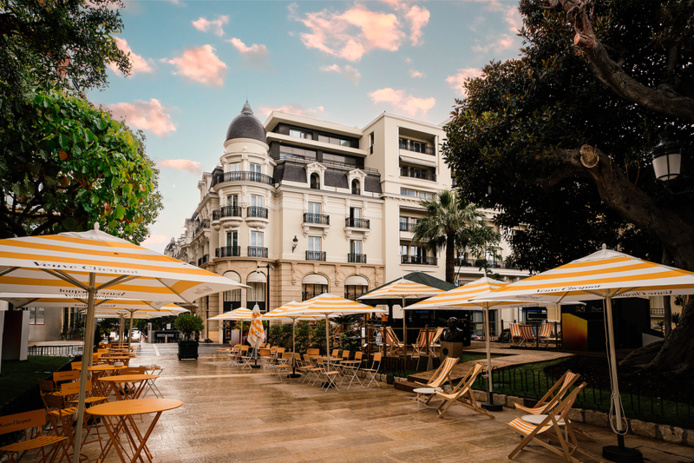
399,139 -> 435,155
197,254 -> 209,266
306,250 -> 326,261
345,217 -> 370,229
399,222 -> 417,232
247,246 -> 268,258
247,207 -> 269,219
454,257 -> 518,270
650,307 -> 665,317
304,213 -> 330,225
400,167 -> 436,181
348,253 -> 367,263
194,219 -> 210,236
212,206 -> 244,230
213,171 -> 274,186
215,246 -> 241,258
401,255 -> 437,266
219,206 -> 242,218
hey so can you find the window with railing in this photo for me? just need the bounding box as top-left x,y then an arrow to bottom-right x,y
216,246 -> 241,257
306,250 -> 326,261
400,165 -> 436,181
247,207 -> 268,219
303,213 -> 330,225
247,246 -> 268,258
399,137 -> 434,155
218,206 -> 242,218
401,254 -> 437,265
197,254 -> 209,266
194,219 -> 210,235
345,285 -> 368,300
302,284 -> 327,301
347,253 -> 367,263
399,217 -> 418,231
345,217 -> 369,228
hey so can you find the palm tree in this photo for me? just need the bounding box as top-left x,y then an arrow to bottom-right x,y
412,190 -> 500,283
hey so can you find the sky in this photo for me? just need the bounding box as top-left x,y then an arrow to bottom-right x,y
87,0 -> 525,254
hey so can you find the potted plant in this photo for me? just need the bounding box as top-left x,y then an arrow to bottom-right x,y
174,313 -> 204,360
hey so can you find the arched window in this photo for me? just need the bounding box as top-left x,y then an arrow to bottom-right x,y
351,179 -> 361,195
310,173 -> 320,189
222,271 -> 241,311
344,275 -> 368,300
302,274 -> 329,300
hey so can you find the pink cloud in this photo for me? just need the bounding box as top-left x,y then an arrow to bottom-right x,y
227,38 -> 269,67
257,104 -> 325,118
166,45 -> 226,87
297,4 -> 405,61
445,68 -> 484,97
108,37 -> 152,75
192,15 -> 229,36
158,159 -> 201,173
107,99 -> 176,137
405,5 -> 429,46
320,64 -> 361,84
369,88 -> 435,117
409,69 -> 423,78
471,34 -> 517,54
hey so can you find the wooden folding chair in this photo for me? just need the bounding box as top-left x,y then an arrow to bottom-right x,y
427,327 -> 445,356
412,356 -> 460,406
436,363 -> 493,419
411,329 -> 429,357
509,323 -> 523,346
519,324 -> 536,347
538,322 -> 559,348
0,410 -> 69,463
507,382 -> 588,462
384,326 -> 405,356
515,370 -> 580,415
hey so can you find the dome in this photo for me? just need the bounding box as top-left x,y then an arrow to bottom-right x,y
225,101 -> 267,144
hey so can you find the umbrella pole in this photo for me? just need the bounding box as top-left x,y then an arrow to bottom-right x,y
128,310 -> 135,351
288,318 -> 300,378
602,296 -> 643,462
118,313 -> 125,345
481,304 -> 502,412
73,279 -> 97,463
401,297 -> 407,359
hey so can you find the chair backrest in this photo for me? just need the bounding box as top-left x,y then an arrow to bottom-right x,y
61,380 -> 93,396
509,323 -> 522,338
38,378 -> 55,393
341,350 -> 350,360
430,327 -> 445,344
120,366 -> 146,375
306,348 -> 320,357
0,409 -> 46,436
276,347 -> 286,355
240,345 -> 250,352
259,349 -> 272,357
53,369 -> 80,383
539,322 -> 553,338
71,361 -> 82,370
414,330 -> 427,347
427,356 -> 460,388
384,326 -> 400,344
331,348 -> 339,357
553,382 -> 587,421
371,353 -> 382,369
520,325 -> 535,340
449,363 -> 484,395
282,352 -> 293,360
354,351 -> 363,361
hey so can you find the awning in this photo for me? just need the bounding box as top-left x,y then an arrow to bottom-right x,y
303,274 -> 329,285
399,154 -> 437,168
223,271 -> 241,282
247,271 -> 267,283
345,275 -> 368,286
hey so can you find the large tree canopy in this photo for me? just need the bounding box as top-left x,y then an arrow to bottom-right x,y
444,0 -> 694,373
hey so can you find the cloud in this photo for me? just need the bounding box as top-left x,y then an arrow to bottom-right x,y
369,88 -> 435,117
108,37 -> 153,75
445,68 -> 483,97
405,5 -> 429,45
166,45 -> 226,87
257,104 -> 325,118
107,99 -> 176,137
192,15 -> 229,36
157,159 -> 201,173
295,4 -> 406,61
409,69 -> 423,78
227,38 -> 269,67
471,34 -> 516,54
320,64 -> 361,84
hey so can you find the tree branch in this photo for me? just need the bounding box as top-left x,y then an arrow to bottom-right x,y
552,0 -> 694,120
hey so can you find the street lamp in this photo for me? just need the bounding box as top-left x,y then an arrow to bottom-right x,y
291,235 -> 298,252
651,137 -> 682,181
256,264 -> 272,313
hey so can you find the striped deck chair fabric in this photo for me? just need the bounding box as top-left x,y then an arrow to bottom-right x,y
427,327 -> 444,356
519,325 -> 536,347
509,323 -> 522,346
515,370 -> 580,415
384,326 -> 405,356
539,322 -> 559,347
413,356 -> 460,406
411,329 -> 430,356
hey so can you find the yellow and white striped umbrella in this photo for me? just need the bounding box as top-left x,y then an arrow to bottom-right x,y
479,245 -> 694,440
0,294 -> 182,311
208,307 -> 254,320
0,225 -> 247,462
358,278 -> 443,351
247,304 -> 265,349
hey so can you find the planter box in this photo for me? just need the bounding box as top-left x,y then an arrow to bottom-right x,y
178,340 -> 199,360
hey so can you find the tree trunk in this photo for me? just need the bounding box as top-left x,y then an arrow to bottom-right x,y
663,295 -> 672,339
645,298 -> 694,374
445,233 -> 456,283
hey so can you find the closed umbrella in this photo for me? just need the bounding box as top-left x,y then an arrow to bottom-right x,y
0,225 -> 247,462
478,245 -> 694,461
358,278 -> 443,356
407,277 -> 539,410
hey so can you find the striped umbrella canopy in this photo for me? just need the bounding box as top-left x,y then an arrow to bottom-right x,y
358,278 -> 444,354
478,245 -> 694,444
0,225 -> 247,462
292,293 -> 385,370
407,277 -> 540,398
247,304 -> 265,349
208,307 -> 254,320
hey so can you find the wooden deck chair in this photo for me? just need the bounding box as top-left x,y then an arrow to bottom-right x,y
519,324 -> 536,347
507,382 -> 587,462
436,363 -> 493,419
539,322 -> 559,348
412,356 -> 460,406
427,327 -> 445,356
384,326 -> 405,356
515,370 -> 580,415
0,409 -> 69,463
509,323 -> 523,346
411,329 -> 432,357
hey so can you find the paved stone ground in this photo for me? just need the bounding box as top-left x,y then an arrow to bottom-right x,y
70,342 -> 694,463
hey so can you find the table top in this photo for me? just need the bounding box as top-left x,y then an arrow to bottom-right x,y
101,355 -> 136,360
99,374 -> 158,383
521,414 -> 566,426
413,387 -> 442,394
88,365 -> 127,372
86,398 -> 183,417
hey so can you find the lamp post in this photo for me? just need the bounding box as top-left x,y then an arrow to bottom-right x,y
291,235 -> 298,252
256,264 -> 272,313
651,137 -> 682,181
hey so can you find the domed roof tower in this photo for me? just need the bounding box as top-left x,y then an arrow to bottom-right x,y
225,101 -> 267,144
